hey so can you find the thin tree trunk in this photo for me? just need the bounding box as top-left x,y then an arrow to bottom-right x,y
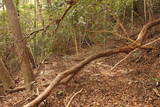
33,0 -> 38,65
144,0 -> 147,23
37,0 -> 44,26
46,0 -> 52,21
0,59 -> 15,90
27,47 -> 37,68
4,0 -> 34,91
148,0 -> 153,21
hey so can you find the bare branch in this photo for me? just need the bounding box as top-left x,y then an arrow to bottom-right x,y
65,89 -> 83,107
111,49 -> 137,71
111,36 -> 160,70
25,2 -> 78,40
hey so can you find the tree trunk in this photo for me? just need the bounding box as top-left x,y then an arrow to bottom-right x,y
37,0 -> 44,26
26,47 -> 37,69
0,59 -> 15,90
4,0 -> 34,91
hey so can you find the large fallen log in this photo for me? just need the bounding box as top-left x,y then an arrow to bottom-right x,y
24,18 -> 160,107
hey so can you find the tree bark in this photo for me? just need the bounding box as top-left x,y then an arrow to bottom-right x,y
4,0 -> 34,91
0,59 -> 15,90
26,47 -> 37,68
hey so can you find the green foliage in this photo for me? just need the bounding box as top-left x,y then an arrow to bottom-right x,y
108,0 -> 134,14
29,33 -> 53,61
18,3 -> 35,30
0,0 -> 137,58
37,0 -> 137,56
20,3 -> 34,9
1,0 -> 159,71
0,11 -> 7,26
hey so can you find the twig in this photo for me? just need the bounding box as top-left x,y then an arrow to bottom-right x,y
0,96 -> 5,98
65,89 -> 83,107
143,37 -> 160,46
13,95 -> 37,107
6,81 -> 36,93
111,49 -> 138,71
111,37 -> 160,70
153,88 -> 160,97
6,86 -> 25,93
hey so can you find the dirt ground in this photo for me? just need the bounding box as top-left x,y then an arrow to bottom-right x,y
0,46 -> 160,107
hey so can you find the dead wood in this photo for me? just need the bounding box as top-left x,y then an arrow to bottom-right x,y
111,49 -> 137,71
110,36 -> 160,70
6,86 -> 25,93
23,18 -> 160,107
65,89 -> 83,107
153,88 -> 160,97
6,81 -> 35,93
13,95 -> 37,107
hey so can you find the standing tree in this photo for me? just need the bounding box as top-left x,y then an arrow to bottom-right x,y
4,0 -> 34,91
0,59 -> 15,90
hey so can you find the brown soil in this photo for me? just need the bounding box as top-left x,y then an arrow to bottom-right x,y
0,46 -> 160,107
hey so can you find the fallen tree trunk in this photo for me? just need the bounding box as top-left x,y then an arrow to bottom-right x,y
24,18 -> 160,107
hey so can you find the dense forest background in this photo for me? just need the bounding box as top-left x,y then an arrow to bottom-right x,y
0,0 -> 160,106
0,0 -> 160,71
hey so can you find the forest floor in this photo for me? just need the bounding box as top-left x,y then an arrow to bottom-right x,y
1,44 -> 160,107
